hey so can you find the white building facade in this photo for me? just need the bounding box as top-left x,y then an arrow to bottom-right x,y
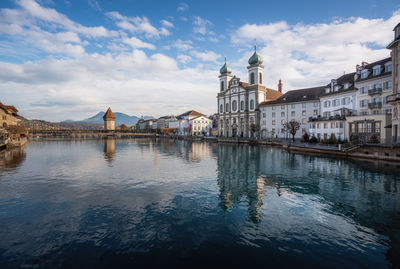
217,48 -> 282,138
259,86 -> 324,139
387,23 -> 400,143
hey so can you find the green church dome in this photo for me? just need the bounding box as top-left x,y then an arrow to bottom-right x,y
248,45 -> 263,65
220,57 -> 232,74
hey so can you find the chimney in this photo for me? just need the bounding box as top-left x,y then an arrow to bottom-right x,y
356,64 -> 361,74
278,79 -> 282,93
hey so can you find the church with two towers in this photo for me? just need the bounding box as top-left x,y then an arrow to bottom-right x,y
217,47 -> 282,138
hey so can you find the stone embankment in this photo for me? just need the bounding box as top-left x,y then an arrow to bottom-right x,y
28,130 -> 156,139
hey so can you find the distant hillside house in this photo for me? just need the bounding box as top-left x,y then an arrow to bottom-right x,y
0,102 -> 20,128
217,47 -> 282,138
103,108 -> 116,130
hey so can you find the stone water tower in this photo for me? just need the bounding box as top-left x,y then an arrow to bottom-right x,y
103,107 -> 116,131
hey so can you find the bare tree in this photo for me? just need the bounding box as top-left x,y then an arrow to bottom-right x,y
283,120 -> 300,142
250,123 -> 259,138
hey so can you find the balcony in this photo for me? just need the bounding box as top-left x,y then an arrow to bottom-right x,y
368,87 -> 382,96
368,101 -> 382,109
387,93 -> 400,103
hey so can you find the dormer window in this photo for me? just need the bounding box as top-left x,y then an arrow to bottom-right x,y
385,63 -> 392,72
361,70 -> 368,79
334,86 -> 339,92
325,88 -> 330,94
344,83 -> 349,89
373,66 -> 381,76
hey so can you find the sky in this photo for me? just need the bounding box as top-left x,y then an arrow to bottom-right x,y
0,0 -> 399,121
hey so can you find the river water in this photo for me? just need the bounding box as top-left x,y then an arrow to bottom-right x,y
0,139 -> 399,268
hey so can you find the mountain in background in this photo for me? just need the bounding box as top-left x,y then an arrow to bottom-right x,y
63,112 -> 153,126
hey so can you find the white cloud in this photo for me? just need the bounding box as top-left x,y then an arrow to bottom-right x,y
161,19 -> 173,28
177,3 -> 188,12
87,0 -> 102,12
190,50 -> 221,63
0,51 -> 218,121
192,16 -> 212,35
231,11 -> 400,91
172,39 -> 193,51
177,54 -> 191,64
107,11 -> 169,38
122,37 -> 155,50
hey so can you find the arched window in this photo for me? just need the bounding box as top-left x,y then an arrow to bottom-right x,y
220,104 -> 223,113
232,100 -> 237,111
240,100 -> 244,111
2,122 -> 7,128
226,103 -> 229,113
220,81 -> 224,91
250,99 -> 254,110
259,73 -> 262,84
250,73 -> 255,84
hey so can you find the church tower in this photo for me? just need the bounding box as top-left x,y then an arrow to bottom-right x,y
247,45 -> 264,86
219,57 -> 233,92
103,107 -> 116,131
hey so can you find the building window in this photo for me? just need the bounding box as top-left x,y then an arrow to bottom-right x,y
302,110 -> 306,116
384,81 -> 392,90
361,71 -> 368,79
259,73 -> 262,84
291,111 -> 295,117
302,103 -> 306,108
240,100 -> 244,110
220,104 -> 223,113
324,123 -> 328,129
291,104 -> 295,109
331,122 -> 335,128
281,119 -> 285,125
226,103 -> 229,112
360,99 -> 368,107
250,73 -> 255,84
373,67 -> 381,76
281,112 -> 285,117
250,100 -> 255,110
313,109 -> 318,115
302,118 -> 306,124
232,100 -> 237,111
360,87 -> 367,94
313,102 -> 319,107
386,64 -> 392,72
272,112 -> 275,118
220,81 -> 224,91
281,105 -> 285,109
272,120 -> 276,125
317,123 -> 321,129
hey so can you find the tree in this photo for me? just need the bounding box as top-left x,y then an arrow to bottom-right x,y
120,124 -> 127,130
283,120 -> 300,142
250,123 -> 259,138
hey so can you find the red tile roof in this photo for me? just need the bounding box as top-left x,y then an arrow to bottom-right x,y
103,108 -> 116,120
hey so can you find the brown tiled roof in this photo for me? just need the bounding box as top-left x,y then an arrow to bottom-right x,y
0,102 -> 19,115
177,110 -> 206,119
265,88 -> 283,100
260,86 -> 326,106
103,107 -> 116,119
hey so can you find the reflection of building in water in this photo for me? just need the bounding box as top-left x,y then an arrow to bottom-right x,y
104,138 -> 116,163
216,145 -> 267,222
0,146 -> 26,177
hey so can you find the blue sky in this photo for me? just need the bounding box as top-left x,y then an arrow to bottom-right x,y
0,0 -> 399,121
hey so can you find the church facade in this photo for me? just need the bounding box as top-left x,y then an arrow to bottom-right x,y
217,47 -> 282,138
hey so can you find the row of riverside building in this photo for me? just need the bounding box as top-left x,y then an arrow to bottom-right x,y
217,23 -> 400,144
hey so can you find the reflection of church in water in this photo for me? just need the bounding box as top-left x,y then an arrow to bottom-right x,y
216,145 -> 269,222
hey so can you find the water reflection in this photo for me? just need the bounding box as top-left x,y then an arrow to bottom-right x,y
0,139 -> 399,268
0,146 -> 26,176
103,138 -> 116,163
